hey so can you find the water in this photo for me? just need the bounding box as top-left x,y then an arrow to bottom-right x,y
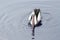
0,0 -> 60,40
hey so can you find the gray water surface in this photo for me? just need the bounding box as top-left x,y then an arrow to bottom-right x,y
0,0 -> 60,40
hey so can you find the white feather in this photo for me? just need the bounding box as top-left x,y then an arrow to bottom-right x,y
28,11 -> 41,25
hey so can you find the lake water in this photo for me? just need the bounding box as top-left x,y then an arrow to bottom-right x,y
0,0 -> 60,40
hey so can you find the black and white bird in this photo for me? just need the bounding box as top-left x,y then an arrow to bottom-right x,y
28,8 -> 42,29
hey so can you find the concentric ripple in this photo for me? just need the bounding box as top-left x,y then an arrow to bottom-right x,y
0,1 -> 60,40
